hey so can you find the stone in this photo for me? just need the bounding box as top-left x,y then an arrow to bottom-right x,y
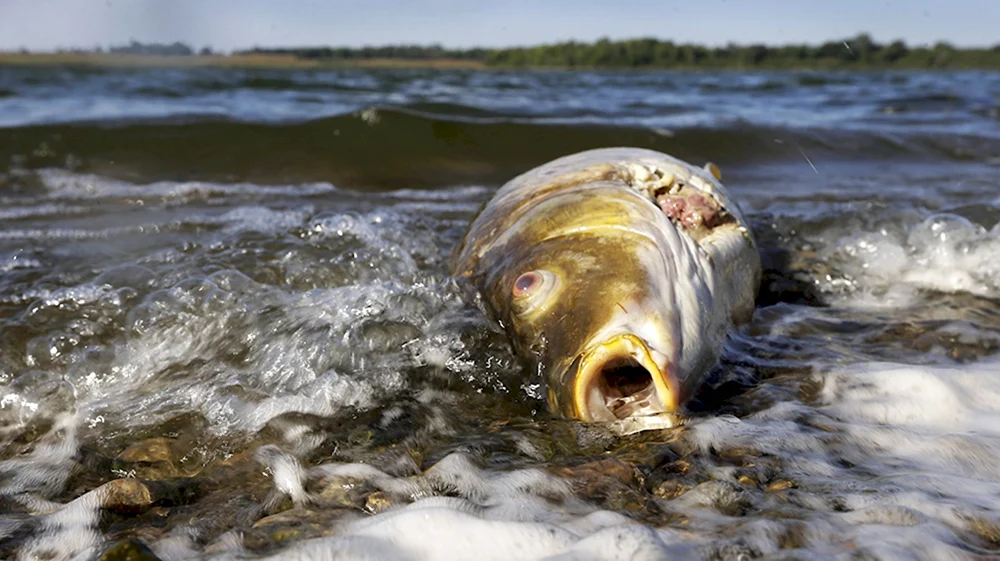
653,480 -> 691,500
766,479 -> 796,492
100,479 -> 154,514
364,491 -> 394,514
115,438 -> 197,480
245,507 -> 346,552
118,438 -> 174,464
96,539 -> 162,561
96,477 -> 202,514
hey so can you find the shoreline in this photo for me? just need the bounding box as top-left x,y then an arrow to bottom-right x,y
0,52 -> 486,69
1,52 -> 997,71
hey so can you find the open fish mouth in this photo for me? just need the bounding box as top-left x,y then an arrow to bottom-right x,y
572,334 -> 680,422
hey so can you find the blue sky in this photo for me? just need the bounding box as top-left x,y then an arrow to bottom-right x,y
1,0 -> 997,52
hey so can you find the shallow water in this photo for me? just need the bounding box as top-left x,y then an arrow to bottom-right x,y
1,67 -> 1000,560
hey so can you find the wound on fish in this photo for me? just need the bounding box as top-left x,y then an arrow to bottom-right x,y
656,184 -> 735,237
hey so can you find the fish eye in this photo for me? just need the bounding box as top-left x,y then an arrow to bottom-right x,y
511,269 -> 560,316
514,271 -> 542,298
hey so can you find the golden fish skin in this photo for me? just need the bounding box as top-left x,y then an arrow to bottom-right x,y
453,148 -> 760,424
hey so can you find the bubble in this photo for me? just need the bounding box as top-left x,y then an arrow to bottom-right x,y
303,212 -> 380,245
124,276 -> 242,337
907,212 -> 986,252
206,269 -> 255,293
346,319 -> 424,354
25,331 -> 81,367
93,265 -> 157,291
2,371 -> 77,435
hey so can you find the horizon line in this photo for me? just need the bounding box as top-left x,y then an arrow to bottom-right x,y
8,33 -> 1000,55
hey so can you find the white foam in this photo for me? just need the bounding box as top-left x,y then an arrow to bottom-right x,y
0,204 -> 91,220
0,251 -> 42,273
0,414 -> 80,498
0,226 -> 145,240
7,423 -> 102,561
256,446 -> 310,507
16,503 -> 102,561
247,453 -> 689,561
821,361 -> 1000,434
687,358 -> 1000,557
36,169 -> 337,204
150,529 -> 200,561
817,212 -> 1000,305
820,361 -> 1000,485
348,504 -> 578,561
215,206 -> 314,234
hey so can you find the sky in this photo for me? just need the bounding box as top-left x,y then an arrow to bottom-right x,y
1,0 -> 997,52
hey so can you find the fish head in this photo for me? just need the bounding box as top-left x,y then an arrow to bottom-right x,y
480,183 -> 710,423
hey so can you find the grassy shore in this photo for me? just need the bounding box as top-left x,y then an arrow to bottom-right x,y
4,44 -> 998,71
0,52 -> 486,69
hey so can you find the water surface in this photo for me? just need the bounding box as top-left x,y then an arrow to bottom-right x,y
2,67 -> 1000,560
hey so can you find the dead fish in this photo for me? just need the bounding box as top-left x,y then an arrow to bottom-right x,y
452,148 -> 760,430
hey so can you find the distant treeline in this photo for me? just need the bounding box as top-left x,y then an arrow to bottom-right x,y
240,44 -> 487,61
239,34 -> 1000,69
49,36 -> 1000,69
485,35 -> 1000,69
62,40 -> 215,56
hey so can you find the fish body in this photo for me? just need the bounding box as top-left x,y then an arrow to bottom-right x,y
452,148 -> 760,424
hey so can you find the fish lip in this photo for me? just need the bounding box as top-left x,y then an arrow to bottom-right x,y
572,334 -> 679,422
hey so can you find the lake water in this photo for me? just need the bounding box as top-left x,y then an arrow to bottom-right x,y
1,66 -> 1000,560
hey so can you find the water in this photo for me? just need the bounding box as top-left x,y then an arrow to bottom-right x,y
1,66 -> 999,560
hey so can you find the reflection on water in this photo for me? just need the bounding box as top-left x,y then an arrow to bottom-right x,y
1,67 -> 1000,560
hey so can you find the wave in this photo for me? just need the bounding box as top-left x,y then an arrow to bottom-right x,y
2,107 -> 999,191
183,74 -> 382,93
